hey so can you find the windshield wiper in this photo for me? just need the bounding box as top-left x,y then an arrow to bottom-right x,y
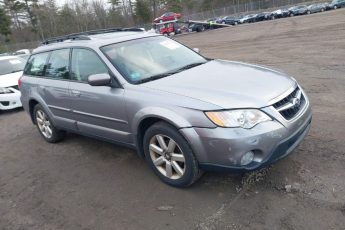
135,61 -> 207,84
173,62 -> 207,73
11,70 -> 22,73
135,72 -> 175,84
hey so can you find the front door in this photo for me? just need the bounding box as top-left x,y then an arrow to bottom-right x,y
68,48 -> 130,144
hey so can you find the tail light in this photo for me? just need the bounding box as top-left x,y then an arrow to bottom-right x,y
18,76 -> 23,90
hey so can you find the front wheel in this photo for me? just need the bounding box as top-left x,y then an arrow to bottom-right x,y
34,104 -> 65,143
334,5 -> 337,9
143,122 -> 202,187
290,13 -> 294,17
307,10 -> 311,14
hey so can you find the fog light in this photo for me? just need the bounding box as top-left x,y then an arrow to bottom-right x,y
240,151 -> 254,166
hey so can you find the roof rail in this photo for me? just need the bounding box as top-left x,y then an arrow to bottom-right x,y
41,27 -> 144,45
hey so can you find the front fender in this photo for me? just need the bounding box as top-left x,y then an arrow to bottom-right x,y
131,107 -> 194,135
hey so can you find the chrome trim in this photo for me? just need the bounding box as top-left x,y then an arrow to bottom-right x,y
48,105 -> 128,124
74,110 -> 128,124
48,105 -> 71,112
268,82 -> 298,106
77,121 -> 130,136
276,87 -> 302,112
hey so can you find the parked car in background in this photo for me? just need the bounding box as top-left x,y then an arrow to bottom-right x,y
289,5 -> 308,16
21,29 -> 312,187
307,3 -> 327,14
269,9 -> 290,19
327,0 -> 345,9
221,16 -> 240,25
239,14 -> 257,23
154,12 -> 181,23
254,12 -> 270,22
0,56 -> 26,111
188,23 -> 205,32
207,17 -> 222,24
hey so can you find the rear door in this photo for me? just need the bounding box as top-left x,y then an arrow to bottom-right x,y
30,49 -> 75,130
68,48 -> 130,143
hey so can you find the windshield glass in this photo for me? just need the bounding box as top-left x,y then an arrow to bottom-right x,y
101,36 -> 207,84
0,57 -> 26,75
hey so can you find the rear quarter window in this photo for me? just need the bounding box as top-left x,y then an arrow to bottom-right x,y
24,52 -> 50,76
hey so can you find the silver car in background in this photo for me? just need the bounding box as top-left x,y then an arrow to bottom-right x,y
20,30 -> 312,187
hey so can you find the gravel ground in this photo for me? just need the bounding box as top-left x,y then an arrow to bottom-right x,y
1,9 -> 345,230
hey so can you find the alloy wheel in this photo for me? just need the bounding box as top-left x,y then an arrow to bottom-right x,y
36,110 -> 53,139
149,134 -> 186,180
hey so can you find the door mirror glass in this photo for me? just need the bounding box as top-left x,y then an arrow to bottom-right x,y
88,73 -> 111,86
193,48 -> 200,53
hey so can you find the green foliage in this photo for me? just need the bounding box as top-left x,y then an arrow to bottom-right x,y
0,7 -> 11,37
135,0 -> 151,23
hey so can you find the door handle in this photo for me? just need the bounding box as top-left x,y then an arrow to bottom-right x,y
71,90 -> 81,97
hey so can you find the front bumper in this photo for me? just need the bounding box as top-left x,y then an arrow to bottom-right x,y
0,89 -> 22,111
180,102 -> 312,172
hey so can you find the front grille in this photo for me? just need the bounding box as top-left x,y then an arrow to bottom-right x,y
273,86 -> 306,120
10,85 -> 19,91
0,101 -> 10,106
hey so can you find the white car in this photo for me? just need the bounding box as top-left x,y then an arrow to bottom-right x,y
0,56 -> 26,111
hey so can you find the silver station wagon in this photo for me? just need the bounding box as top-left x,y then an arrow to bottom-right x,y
20,28 -> 312,187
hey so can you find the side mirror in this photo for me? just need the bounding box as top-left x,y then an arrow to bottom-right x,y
193,48 -> 200,53
88,73 -> 111,86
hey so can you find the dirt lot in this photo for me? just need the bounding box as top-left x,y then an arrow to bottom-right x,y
1,9 -> 345,230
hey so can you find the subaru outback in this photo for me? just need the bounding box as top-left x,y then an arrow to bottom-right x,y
20,28 -> 312,187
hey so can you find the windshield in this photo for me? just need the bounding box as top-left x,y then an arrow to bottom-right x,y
0,57 -> 26,76
101,36 -> 207,84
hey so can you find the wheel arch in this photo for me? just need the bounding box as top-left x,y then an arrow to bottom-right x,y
133,108 -> 192,158
28,96 -> 52,125
29,98 -> 40,124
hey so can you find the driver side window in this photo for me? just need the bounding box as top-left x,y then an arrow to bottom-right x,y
71,48 -> 109,83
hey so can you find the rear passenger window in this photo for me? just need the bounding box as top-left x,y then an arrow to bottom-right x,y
71,49 -> 108,82
24,52 -> 49,76
45,49 -> 70,79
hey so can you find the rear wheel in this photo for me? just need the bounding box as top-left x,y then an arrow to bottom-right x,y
143,122 -> 201,187
34,104 -> 65,143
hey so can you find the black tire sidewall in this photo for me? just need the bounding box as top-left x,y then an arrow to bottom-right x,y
33,104 -> 64,143
143,122 -> 199,187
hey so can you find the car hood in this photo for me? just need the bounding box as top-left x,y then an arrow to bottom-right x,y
142,60 -> 296,109
0,71 -> 23,87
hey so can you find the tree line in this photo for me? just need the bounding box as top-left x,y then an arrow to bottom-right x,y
0,0 -> 267,44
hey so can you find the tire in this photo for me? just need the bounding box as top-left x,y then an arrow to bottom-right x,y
321,8 -> 325,12
307,10 -> 311,14
271,15 -> 275,20
290,13 -> 294,17
234,21 -> 238,25
34,104 -> 65,143
334,5 -> 337,9
143,122 -> 202,187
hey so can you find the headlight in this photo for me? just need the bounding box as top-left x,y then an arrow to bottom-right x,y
205,109 -> 272,129
0,87 -> 12,94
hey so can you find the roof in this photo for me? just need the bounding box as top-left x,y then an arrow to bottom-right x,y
33,30 -> 161,54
